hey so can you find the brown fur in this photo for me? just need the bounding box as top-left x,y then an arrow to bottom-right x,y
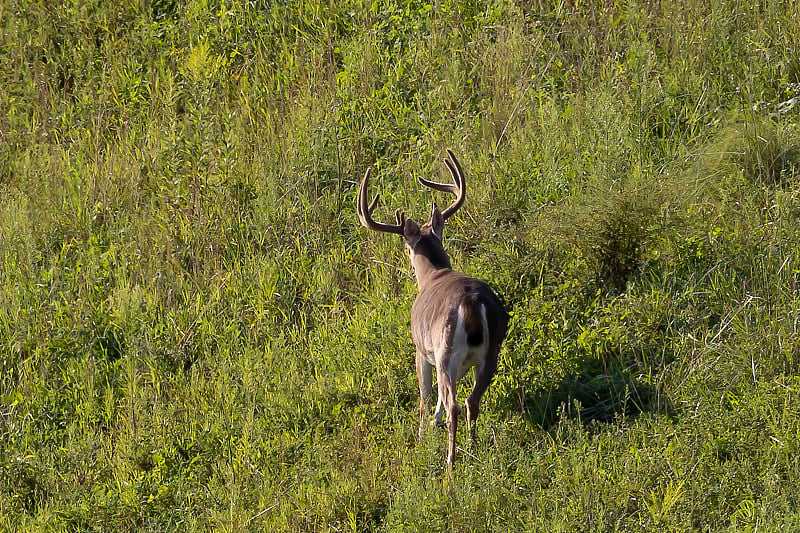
408,225 -> 508,465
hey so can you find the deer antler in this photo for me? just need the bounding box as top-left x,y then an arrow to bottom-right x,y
417,149 -> 466,220
356,167 -> 407,236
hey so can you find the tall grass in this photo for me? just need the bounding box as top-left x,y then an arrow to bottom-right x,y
2,0 -> 800,530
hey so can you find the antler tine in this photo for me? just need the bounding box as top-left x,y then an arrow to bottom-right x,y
417,149 -> 466,220
356,167 -> 407,236
440,149 -> 466,219
394,209 -> 406,227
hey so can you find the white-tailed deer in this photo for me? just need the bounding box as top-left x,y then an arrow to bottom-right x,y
357,150 -> 509,465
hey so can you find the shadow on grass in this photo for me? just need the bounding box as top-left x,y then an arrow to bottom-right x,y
502,358 -> 670,429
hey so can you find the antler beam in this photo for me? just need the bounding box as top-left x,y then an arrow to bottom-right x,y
356,167 -> 407,236
417,149 -> 466,220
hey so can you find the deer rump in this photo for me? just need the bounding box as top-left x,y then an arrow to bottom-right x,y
411,274 -> 505,380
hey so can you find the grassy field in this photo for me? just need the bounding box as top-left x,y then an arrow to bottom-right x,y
2,0 -> 800,530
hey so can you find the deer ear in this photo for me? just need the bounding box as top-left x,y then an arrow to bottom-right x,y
430,205 -> 444,239
403,218 -> 421,247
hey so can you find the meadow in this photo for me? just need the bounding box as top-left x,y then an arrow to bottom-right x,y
2,0 -> 800,530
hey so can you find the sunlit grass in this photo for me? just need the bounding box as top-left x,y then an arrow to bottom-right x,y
1,0 -> 800,530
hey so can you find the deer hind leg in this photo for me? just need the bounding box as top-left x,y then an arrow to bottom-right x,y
465,360 -> 494,442
437,359 -> 460,465
446,395 -> 459,465
433,396 -> 446,428
416,350 -> 433,442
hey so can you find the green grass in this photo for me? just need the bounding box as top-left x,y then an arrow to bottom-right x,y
2,0 -> 800,530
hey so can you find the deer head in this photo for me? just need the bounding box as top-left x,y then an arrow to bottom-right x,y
357,149 -> 466,283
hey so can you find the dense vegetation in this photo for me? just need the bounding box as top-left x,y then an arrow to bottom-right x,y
2,0 -> 800,530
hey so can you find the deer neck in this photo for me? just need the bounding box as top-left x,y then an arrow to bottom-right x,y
410,245 -> 452,290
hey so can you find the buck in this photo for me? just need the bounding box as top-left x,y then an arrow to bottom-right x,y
356,150 -> 509,465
